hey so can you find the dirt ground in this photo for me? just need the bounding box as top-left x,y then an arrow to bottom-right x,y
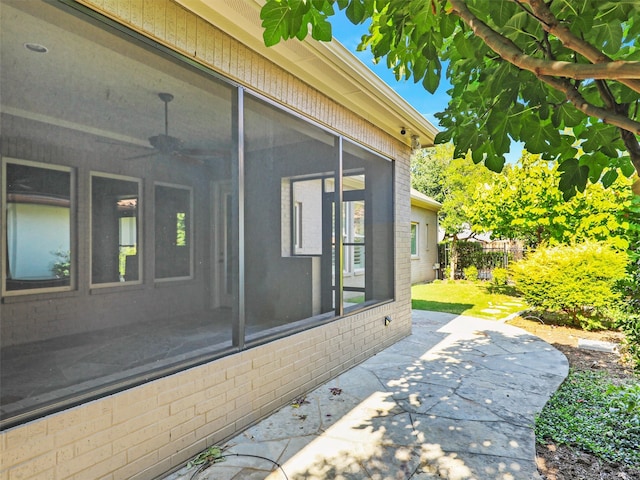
507,317 -> 639,480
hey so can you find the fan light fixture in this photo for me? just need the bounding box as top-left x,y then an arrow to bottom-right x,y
24,43 -> 48,53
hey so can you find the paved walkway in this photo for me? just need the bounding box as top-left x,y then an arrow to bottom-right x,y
165,310 -> 568,480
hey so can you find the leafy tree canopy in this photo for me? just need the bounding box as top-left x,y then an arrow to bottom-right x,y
410,142 -> 452,203
261,0 -> 640,199
411,144 -> 494,238
470,152 -> 634,248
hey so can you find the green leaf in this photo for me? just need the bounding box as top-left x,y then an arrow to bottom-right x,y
345,0 -> 366,24
484,153 -> 505,173
453,30 -> 475,59
308,10 -> 332,41
522,118 -> 558,154
619,156 -> 636,177
422,60 -> 441,94
493,0 -> 517,27
593,20 -> 623,56
601,169 -> 618,188
558,158 -> 589,199
580,151 -> 610,183
439,10 -> 457,38
553,103 -> 583,128
486,110 -> 510,155
434,130 -> 452,144
412,55 -> 428,83
261,1 -> 293,46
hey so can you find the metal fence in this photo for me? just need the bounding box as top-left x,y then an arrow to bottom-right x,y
438,243 -> 525,280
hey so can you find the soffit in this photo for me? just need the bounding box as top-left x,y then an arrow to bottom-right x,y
176,0 -> 439,149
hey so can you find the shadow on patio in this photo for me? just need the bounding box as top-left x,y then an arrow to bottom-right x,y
167,310 -> 568,480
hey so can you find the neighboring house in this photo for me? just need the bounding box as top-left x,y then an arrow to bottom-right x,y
0,0 -> 438,478
410,188 -> 441,284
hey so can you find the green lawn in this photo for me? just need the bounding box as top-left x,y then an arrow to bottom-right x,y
411,281 -> 526,320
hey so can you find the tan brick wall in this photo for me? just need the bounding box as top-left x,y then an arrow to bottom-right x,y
0,304 -> 411,479
0,1 -> 414,479
410,205 -> 440,284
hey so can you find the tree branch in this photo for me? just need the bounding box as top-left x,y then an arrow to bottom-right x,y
520,0 -> 640,94
539,75 -> 640,135
448,0 -> 640,80
621,129 -> 640,176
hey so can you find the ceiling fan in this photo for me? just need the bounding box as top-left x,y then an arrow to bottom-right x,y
123,92 -> 223,163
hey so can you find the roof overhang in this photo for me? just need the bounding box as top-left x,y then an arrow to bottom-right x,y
176,0 -> 439,150
411,188 -> 442,211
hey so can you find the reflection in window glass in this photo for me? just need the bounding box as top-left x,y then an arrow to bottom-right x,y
291,179 -> 322,255
1,0 -> 237,427
343,141 -> 394,310
4,161 -> 72,291
91,175 -> 140,284
244,94 -> 337,338
155,185 -> 192,279
343,200 -> 365,271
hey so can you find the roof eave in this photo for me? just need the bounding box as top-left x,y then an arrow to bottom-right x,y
176,0 -> 438,149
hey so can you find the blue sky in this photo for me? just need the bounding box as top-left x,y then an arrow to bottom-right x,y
331,12 -> 524,162
330,13 -> 451,129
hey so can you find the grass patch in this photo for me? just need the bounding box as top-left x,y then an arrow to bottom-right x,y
535,370 -> 640,467
411,280 -> 525,320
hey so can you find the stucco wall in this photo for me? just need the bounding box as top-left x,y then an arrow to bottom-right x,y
410,204 -> 439,284
0,1 -> 414,479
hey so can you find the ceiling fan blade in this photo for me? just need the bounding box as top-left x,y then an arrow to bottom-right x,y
96,138 -> 128,146
173,152 -> 205,165
123,151 -> 159,160
178,147 -> 227,157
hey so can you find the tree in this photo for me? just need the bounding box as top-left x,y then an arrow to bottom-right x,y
260,0 -> 640,199
470,152 -> 634,248
411,144 -> 493,278
410,142 -> 453,202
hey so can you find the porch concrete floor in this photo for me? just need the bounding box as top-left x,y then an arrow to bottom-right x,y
164,310 -> 568,480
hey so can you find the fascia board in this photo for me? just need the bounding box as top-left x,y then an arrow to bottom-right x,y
411,189 -> 442,211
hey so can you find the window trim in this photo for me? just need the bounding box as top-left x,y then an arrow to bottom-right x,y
2,158 -> 76,297
411,222 -> 419,258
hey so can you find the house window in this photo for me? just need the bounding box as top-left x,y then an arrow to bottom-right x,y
91,174 -> 141,285
2,160 -> 73,293
155,184 -> 192,280
411,223 -> 419,257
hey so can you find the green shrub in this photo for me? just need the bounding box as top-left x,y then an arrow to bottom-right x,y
443,266 -> 451,279
510,242 -> 628,329
463,265 -> 478,281
491,267 -> 508,286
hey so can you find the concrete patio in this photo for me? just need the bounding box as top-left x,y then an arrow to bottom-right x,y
164,310 -> 568,480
